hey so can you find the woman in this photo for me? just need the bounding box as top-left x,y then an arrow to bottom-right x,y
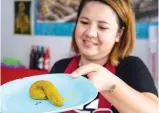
50,0 -> 158,113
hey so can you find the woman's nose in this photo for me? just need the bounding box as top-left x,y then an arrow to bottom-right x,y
85,25 -> 97,39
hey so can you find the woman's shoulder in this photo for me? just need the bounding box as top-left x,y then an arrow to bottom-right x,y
120,55 -> 142,63
55,57 -> 73,65
116,56 -> 158,96
50,57 -> 73,73
116,55 -> 150,81
117,56 -> 145,68
116,55 -> 149,76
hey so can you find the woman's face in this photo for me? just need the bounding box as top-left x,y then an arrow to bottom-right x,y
75,1 -> 122,60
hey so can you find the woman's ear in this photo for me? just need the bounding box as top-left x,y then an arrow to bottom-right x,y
115,27 -> 125,42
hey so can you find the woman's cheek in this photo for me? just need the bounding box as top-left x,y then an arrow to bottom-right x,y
76,23 -> 87,35
99,34 -> 116,51
75,26 -> 82,38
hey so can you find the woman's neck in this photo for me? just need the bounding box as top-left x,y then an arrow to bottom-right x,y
79,55 -> 108,67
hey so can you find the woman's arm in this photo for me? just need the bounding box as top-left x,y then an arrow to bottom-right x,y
71,63 -> 158,113
101,76 -> 158,113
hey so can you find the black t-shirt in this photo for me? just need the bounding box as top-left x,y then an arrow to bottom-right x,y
50,56 -> 158,113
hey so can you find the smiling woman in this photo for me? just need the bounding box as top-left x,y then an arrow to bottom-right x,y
50,0 -> 158,113
74,1 -> 123,64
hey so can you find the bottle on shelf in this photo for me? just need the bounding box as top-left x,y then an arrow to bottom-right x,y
35,45 -> 41,70
37,46 -> 44,70
29,45 -> 36,69
43,47 -> 51,71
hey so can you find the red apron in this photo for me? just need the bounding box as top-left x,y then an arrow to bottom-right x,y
63,56 -> 116,113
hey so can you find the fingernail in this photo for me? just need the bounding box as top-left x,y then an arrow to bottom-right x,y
71,74 -> 77,77
71,71 -> 78,77
71,71 -> 76,75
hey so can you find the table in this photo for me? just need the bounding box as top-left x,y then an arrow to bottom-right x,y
1,67 -> 48,85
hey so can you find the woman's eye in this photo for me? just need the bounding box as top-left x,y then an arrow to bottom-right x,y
80,21 -> 89,25
99,26 -> 108,30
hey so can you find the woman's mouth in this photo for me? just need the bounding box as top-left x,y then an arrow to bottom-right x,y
83,40 -> 98,48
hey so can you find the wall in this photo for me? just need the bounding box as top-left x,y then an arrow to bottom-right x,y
1,0 -> 151,70
1,0 -> 73,68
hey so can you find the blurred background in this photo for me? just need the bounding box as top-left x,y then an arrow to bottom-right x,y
1,0 -> 158,87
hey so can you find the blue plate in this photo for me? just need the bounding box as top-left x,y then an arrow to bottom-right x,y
0,73 -> 98,113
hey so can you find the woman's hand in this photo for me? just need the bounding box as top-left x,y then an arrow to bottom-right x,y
71,63 -> 159,113
71,63 -> 117,92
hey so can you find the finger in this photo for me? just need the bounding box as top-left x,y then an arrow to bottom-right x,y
71,63 -> 101,77
88,75 -> 99,91
87,72 -> 96,78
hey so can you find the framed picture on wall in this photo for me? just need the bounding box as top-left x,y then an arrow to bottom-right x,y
34,0 -> 81,36
14,1 -> 32,35
34,0 -> 157,36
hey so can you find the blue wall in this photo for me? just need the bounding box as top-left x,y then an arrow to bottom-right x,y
34,22 -> 158,39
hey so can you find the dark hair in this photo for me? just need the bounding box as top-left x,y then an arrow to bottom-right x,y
71,0 -> 135,65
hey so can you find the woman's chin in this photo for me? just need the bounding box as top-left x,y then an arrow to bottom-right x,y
78,46 -> 98,57
81,51 -> 97,58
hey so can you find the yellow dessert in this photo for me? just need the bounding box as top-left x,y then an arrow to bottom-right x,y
29,80 -> 63,107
